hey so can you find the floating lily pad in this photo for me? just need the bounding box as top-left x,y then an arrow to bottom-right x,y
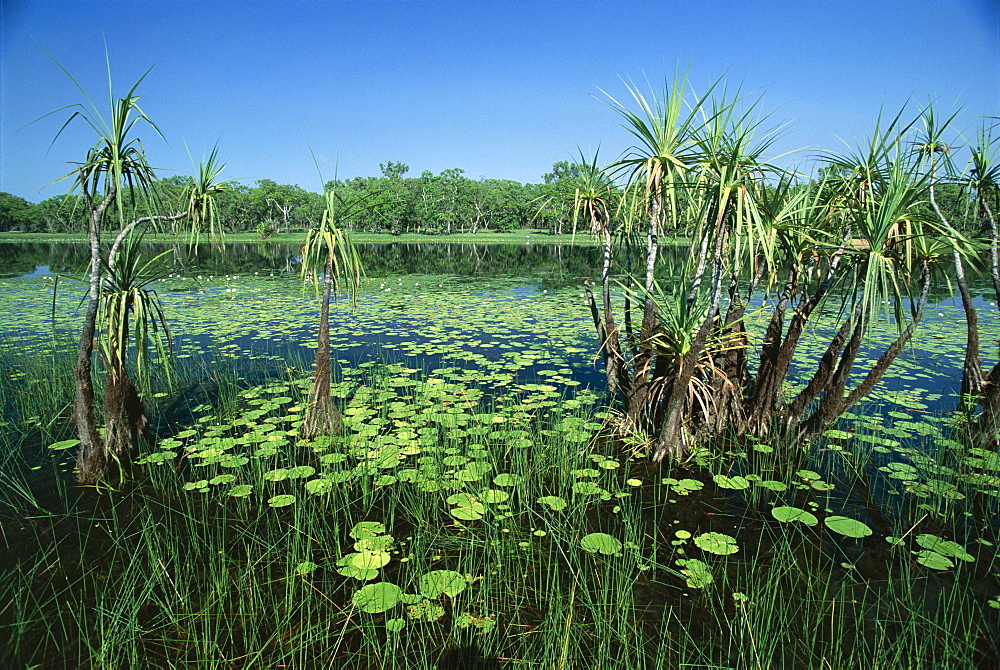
693,532 -> 739,555
493,473 -> 523,487
350,522 -> 387,539
713,474 -> 750,490
407,599 -> 446,621
915,534 -> 974,562
481,489 -> 510,504
294,561 -> 318,576
418,570 -> 467,598
677,558 -> 713,589
351,550 -> 391,570
662,478 -> 704,495
914,550 -> 954,570
572,481 -> 607,496
580,532 -> 622,555
48,439 -> 80,451
352,582 -> 402,613
771,506 -> 818,526
267,494 -> 296,508
823,516 -> 872,538
537,495 -> 568,511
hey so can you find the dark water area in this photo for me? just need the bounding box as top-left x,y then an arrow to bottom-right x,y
0,240 -> 605,284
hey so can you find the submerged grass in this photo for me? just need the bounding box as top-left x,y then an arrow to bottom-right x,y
1,345 -> 998,669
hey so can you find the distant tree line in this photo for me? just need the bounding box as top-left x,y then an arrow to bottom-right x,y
0,160 -> 593,236
0,159 -> 979,237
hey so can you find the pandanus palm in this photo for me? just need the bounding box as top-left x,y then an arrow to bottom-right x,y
182,144 -> 231,243
44,62 -> 163,483
567,152 -> 623,392
45,58 -> 229,483
936,119 -> 1000,441
601,76 -> 792,459
793,144 -> 943,439
99,235 -> 173,462
300,188 -> 363,440
599,74 -> 713,439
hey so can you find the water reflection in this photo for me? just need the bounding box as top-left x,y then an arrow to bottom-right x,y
2,240 -> 605,283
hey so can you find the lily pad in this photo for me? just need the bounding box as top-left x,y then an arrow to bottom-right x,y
915,534 -> 974,562
677,558 -> 713,589
350,522 -> 388,539
693,532 -> 739,555
294,561 -> 318,576
580,532 -> 622,555
914,550 -> 954,570
48,439 -> 80,451
267,494 -> 296,508
823,516 -> 873,538
493,473 -> 523,487
418,570 -> 467,598
537,495 -> 568,511
713,474 -> 750,490
352,582 -> 402,613
771,506 -> 818,526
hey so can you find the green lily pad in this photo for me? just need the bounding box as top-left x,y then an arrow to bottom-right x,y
677,558 -> 713,589
481,489 -> 510,504
771,506 -> 818,526
580,532 -> 622,555
418,570 -> 467,598
493,473 -> 523,487
915,534 -> 974,562
823,516 -> 873,538
914,550 -> 954,570
351,550 -> 391,570
350,522 -> 388,539
537,495 -> 568,511
407,599 -> 446,621
693,532 -> 739,555
294,561 -> 318,576
713,474 -> 750,490
48,439 -> 80,451
267,494 -> 296,508
352,582 -> 402,613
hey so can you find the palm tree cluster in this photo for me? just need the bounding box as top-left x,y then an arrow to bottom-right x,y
583,75 -> 998,462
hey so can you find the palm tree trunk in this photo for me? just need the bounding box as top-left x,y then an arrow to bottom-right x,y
799,263 -> 932,440
953,249 -> 984,404
74,179 -> 111,484
302,253 -> 340,439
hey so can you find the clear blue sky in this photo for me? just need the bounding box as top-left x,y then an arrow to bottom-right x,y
2,0 -> 997,203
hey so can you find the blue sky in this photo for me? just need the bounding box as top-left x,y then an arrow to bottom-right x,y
2,0 -> 997,202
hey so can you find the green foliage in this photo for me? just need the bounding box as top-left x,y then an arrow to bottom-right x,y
0,192 -> 44,232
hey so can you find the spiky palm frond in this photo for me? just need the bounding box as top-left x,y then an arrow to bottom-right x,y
183,143 -> 233,243
99,233 -> 174,384
301,188 -> 364,301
